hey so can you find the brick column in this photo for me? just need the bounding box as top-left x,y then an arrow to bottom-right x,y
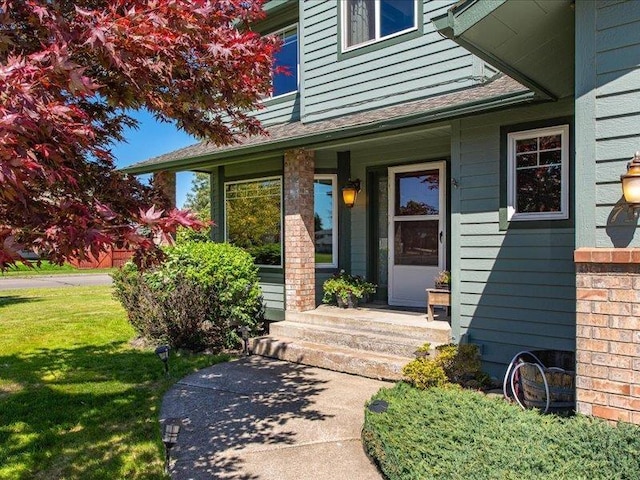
284,148 -> 316,312
152,170 -> 177,209
575,248 -> 640,423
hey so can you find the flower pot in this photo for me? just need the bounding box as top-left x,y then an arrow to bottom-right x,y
336,294 -> 359,308
435,282 -> 450,291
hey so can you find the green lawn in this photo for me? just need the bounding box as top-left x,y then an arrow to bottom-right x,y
0,286 -> 228,479
1,261 -> 114,277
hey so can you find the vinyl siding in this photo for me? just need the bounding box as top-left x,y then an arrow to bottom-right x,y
301,0 -> 477,123
452,99 -> 576,376
577,0 -> 640,247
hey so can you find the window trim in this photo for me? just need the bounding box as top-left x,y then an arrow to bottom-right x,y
314,174 -> 339,269
507,124 -> 570,221
268,23 -> 299,100
341,0 -> 418,53
223,175 -> 283,267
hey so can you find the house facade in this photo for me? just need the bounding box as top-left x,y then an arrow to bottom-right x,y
126,1 -> 640,422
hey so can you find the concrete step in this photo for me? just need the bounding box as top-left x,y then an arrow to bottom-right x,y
250,336 -> 410,381
285,305 -> 451,345
269,320 -> 442,357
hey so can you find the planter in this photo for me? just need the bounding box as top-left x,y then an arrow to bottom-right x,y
336,294 -> 359,308
435,282 -> 450,291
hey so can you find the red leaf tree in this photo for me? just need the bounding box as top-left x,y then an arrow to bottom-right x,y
0,0 -> 277,269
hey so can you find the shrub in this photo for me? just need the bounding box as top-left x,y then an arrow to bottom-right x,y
402,343 -> 490,389
322,270 -> 376,304
175,225 -> 212,244
112,242 -> 264,351
363,383 -> 640,480
246,243 -> 281,265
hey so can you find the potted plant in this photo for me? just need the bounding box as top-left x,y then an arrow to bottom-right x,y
322,270 -> 377,308
434,270 -> 451,290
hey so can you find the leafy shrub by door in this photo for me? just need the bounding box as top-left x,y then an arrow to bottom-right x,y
112,242 -> 264,351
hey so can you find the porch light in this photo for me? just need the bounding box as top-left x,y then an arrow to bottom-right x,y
621,151 -> 640,206
342,178 -> 361,208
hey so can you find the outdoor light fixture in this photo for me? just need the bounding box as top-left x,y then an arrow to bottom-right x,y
342,178 -> 361,208
238,325 -> 251,357
621,151 -> 640,208
155,345 -> 170,376
162,418 -> 181,474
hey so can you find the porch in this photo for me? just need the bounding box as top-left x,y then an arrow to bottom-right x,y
250,304 -> 451,381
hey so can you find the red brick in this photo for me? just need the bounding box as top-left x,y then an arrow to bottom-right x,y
609,342 -> 640,356
610,289 -> 640,302
576,300 -> 592,314
591,250 -> 613,263
576,325 -> 592,338
576,275 -> 591,288
593,276 -> 632,289
591,353 -> 631,369
592,379 -> 631,396
574,249 -> 592,263
592,327 -> 633,343
592,405 -> 631,423
592,302 -> 631,315
576,376 -> 593,389
608,395 -> 640,411
632,385 -> 640,397
577,389 -> 608,405
580,313 -> 609,327
631,412 -> 640,425
609,368 -> 637,383
578,363 -> 608,379
612,249 -> 633,263
577,338 -> 609,353
577,288 -> 608,301
610,316 -> 640,330
632,250 -> 640,263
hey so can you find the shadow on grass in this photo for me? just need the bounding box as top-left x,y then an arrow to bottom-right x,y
162,358 -> 334,480
0,295 -> 42,308
0,341 -> 225,479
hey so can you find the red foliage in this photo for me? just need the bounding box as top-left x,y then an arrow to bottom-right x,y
0,0 -> 277,269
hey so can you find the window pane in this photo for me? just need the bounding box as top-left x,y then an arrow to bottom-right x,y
395,170 -> 439,216
516,153 -> 537,168
273,28 -> 298,96
380,0 -> 415,37
539,150 -> 561,165
226,179 -> 281,265
394,220 -> 438,266
517,166 -> 561,213
314,179 -> 334,264
540,135 -> 561,150
347,0 -> 375,47
516,138 -> 537,153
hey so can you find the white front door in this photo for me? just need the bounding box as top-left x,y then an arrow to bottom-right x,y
388,162 -> 446,307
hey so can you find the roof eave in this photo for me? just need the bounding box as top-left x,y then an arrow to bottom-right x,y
121,88 -> 536,175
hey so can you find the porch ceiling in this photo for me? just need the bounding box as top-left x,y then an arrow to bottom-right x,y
433,0 -> 575,100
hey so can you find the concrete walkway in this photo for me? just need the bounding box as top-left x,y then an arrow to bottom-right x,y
160,356 -> 389,480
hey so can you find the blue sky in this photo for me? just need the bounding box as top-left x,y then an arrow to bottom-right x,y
110,110 -> 198,208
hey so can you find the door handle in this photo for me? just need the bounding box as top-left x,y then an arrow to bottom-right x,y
439,231 -> 443,243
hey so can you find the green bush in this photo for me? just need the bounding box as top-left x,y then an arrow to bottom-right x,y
246,243 -> 281,265
175,225 -> 212,244
402,343 -> 489,390
363,383 -> 640,480
112,242 -> 264,351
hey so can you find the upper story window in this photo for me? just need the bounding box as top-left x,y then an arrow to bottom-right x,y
343,0 -> 417,51
271,24 -> 298,98
507,125 -> 570,221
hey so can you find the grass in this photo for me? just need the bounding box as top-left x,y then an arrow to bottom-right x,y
363,382 -> 640,480
0,286 -> 229,479
1,261 -> 114,277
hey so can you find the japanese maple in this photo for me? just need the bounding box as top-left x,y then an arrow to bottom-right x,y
0,0 -> 278,269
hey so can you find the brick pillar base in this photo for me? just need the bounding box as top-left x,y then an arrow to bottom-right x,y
284,149 -> 316,312
575,248 -> 640,424
152,170 -> 177,209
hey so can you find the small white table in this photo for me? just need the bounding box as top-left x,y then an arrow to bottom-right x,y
426,288 -> 450,322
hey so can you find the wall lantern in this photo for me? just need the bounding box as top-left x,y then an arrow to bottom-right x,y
341,178 -> 361,208
621,151 -> 640,206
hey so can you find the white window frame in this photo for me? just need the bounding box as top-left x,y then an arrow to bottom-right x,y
507,125 -> 570,221
314,174 -> 338,268
268,23 -> 299,100
341,0 -> 418,52
223,176 -> 283,267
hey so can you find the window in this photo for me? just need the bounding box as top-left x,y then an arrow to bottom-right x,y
271,24 -> 298,98
224,177 -> 282,266
507,125 -> 569,221
314,175 -> 338,267
343,0 -> 417,51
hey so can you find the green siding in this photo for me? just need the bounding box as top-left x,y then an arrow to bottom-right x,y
576,0 -> 640,247
301,0 -> 478,123
452,99 -> 576,376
